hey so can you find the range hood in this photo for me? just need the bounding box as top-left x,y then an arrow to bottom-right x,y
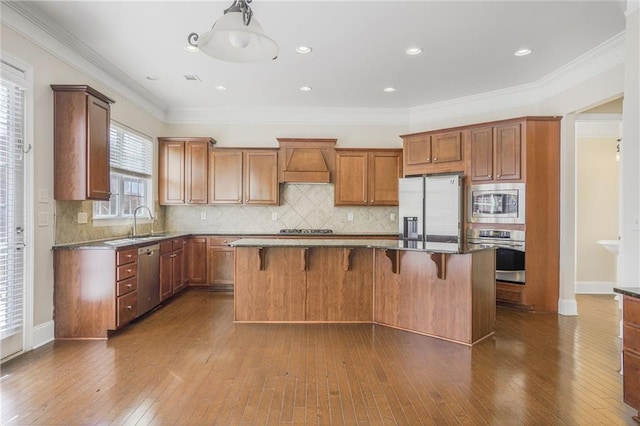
277,138 -> 336,183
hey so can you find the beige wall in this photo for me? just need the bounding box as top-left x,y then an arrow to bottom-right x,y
576,137 -> 619,282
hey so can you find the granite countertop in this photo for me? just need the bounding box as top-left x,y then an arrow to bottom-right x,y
613,287 -> 640,298
52,232 -> 400,250
231,238 -> 488,254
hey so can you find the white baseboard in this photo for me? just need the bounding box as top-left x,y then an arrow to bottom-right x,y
558,298 -> 578,316
575,281 -> 615,294
32,320 -> 54,349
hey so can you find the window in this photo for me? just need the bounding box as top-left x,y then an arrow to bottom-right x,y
93,123 -> 153,220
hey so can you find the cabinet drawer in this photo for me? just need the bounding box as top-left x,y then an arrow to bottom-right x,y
496,285 -> 522,303
117,263 -> 136,281
117,291 -> 137,327
116,248 -> 137,266
624,324 -> 640,354
623,350 -> 640,409
172,238 -> 186,251
208,236 -> 239,246
624,296 -> 640,327
117,277 -> 137,296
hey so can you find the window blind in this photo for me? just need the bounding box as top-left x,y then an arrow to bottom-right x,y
0,78 -> 25,339
109,123 -> 152,176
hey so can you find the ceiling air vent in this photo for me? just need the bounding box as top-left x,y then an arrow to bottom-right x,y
183,74 -> 201,82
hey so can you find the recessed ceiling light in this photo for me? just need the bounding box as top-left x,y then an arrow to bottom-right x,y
514,48 -> 532,57
296,46 -> 312,54
383,87 -> 396,93
299,86 -> 312,92
215,85 -> 227,91
184,45 -> 199,53
406,47 -> 423,55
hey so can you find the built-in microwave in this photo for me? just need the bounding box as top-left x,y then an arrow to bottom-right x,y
468,183 -> 525,224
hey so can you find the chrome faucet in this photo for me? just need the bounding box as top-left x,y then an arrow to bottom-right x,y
133,205 -> 154,237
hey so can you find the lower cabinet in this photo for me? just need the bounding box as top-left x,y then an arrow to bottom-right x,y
622,295 -> 640,417
160,238 -> 186,301
207,237 -> 239,291
187,237 -> 207,284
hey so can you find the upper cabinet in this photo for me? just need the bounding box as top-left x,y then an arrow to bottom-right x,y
335,149 -> 402,206
470,123 -> 522,182
51,85 -> 115,201
158,137 -> 214,205
401,130 -> 463,176
209,149 -> 279,205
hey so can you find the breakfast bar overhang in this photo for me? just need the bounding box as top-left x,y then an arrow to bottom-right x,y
231,239 -> 496,346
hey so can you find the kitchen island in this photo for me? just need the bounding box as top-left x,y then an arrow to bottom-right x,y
232,239 -> 495,345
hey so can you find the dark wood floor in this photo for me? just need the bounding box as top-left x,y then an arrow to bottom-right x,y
1,292 -> 637,425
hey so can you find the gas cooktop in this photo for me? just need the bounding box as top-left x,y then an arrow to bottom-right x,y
279,229 -> 334,234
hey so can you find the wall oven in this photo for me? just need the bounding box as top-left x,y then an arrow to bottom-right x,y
467,229 -> 525,284
468,183 -> 525,224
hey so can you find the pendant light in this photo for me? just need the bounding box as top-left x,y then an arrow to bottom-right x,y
187,0 -> 278,63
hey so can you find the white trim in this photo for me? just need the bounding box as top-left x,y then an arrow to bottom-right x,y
575,281 -> 616,294
558,298 -> 579,316
32,320 -> 54,349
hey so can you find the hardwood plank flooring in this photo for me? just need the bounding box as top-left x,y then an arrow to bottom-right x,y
1,292 -> 637,425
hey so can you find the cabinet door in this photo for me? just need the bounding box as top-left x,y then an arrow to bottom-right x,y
185,141 -> 209,204
159,253 -> 173,302
244,151 -> 279,205
207,247 -> 235,288
172,249 -> 184,293
335,151 -> 368,205
431,131 -> 462,164
86,94 -> 111,200
470,127 -> 494,182
623,350 -> 640,409
368,151 -> 401,206
187,238 -> 207,284
159,141 -> 185,204
209,150 -> 243,204
404,136 -> 431,167
495,123 -> 521,180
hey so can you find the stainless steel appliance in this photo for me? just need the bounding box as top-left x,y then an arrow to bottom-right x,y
137,243 -> 160,316
468,182 -> 525,224
398,173 -> 463,251
467,228 -> 525,284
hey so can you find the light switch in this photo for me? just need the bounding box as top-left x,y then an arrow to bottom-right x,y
77,212 -> 88,224
390,213 -> 396,221
201,212 -> 207,220
38,212 -> 49,227
38,189 -> 49,203
347,212 -> 353,221
271,212 -> 277,221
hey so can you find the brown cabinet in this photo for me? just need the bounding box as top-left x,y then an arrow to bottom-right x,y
187,237 -> 207,284
334,149 -> 402,206
401,130 -> 463,176
51,85 -> 115,201
159,137 -> 214,205
54,246 -> 137,339
159,238 -> 187,301
470,123 -> 522,182
208,149 -> 279,205
622,295 -> 640,416
207,237 -> 239,291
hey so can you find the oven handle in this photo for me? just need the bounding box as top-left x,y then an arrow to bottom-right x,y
468,242 -> 525,251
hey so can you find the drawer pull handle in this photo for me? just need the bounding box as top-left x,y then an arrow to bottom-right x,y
126,305 -> 132,310
126,269 -> 132,273
126,254 -> 132,258
126,283 -> 132,288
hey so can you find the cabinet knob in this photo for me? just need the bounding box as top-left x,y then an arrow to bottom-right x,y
126,283 -> 132,288
126,268 -> 132,273
126,254 -> 132,258
488,174 -> 492,178
497,174 -> 501,178
433,157 -> 438,161
426,158 -> 430,161
126,305 -> 132,310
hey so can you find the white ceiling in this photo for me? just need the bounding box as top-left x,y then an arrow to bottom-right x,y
11,1 -> 627,113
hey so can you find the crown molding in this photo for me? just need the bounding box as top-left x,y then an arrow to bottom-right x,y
1,1 -> 168,121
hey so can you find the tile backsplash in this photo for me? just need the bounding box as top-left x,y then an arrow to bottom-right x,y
167,184 -> 399,234
55,184 -> 399,244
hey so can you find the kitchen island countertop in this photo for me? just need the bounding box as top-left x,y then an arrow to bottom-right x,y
613,287 -> 640,298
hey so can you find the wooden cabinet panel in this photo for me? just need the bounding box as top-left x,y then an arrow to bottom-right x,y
116,263 -> 136,281
622,295 -> 640,415
159,252 -> 172,301
185,141 -> 209,204
624,296 -> 640,326
116,248 -> 137,266
470,127 -> 494,181
495,123 -> 522,180
116,277 -> 137,297
209,150 -> 243,203
431,131 -> 462,164
335,151 -> 368,205
187,237 -> 207,284
368,151 -> 402,205
404,136 -> 431,167
51,85 -> 114,201
623,350 -> 640,410
172,249 -> 185,293
244,150 -> 279,205
206,236 -> 239,290
116,291 -> 137,328
159,141 -> 185,204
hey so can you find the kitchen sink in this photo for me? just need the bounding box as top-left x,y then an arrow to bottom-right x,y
104,234 -> 169,246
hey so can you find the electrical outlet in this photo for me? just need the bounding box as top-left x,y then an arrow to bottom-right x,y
390,213 -> 396,221
38,212 -> 49,227
77,212 -> 88,224
347,212 -> 353,221
201,212 -> 207,220
271,212 -> 278,221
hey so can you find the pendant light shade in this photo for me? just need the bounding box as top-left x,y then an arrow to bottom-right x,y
187,0 -> 278,63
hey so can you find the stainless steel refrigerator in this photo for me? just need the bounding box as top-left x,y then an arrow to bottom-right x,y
398,173 -> 463,250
